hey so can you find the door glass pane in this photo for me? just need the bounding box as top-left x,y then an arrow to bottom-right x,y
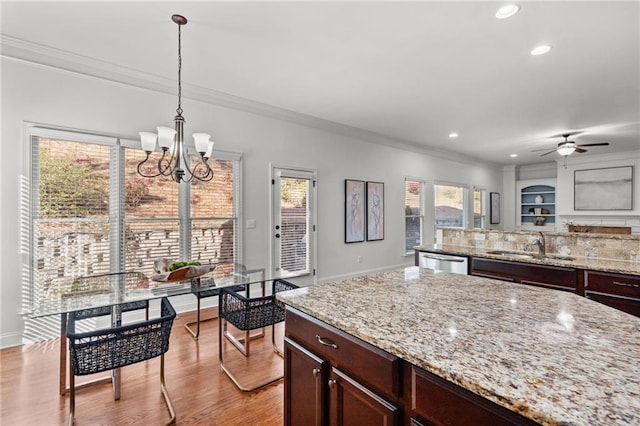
279,177 -> 309,274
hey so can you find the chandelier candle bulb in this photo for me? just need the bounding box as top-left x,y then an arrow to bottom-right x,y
192,133 -> 212,154
139,132 -> 157,152
205,141 -> 214,159
156,126 -> 177,149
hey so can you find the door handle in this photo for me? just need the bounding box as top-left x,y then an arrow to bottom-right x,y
275,234 -> 280,238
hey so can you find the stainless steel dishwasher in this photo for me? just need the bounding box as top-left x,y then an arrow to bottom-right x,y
418,252 -> 468,275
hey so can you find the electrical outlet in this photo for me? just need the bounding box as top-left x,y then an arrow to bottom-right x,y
357,256 -> 362,263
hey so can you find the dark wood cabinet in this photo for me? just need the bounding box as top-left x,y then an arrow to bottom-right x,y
328,367 -> 399,426
284,307 -> 400,426
406,365 -> 538,426
584,270 -> 640,317
284,337 -> 327,426
470,257 -> 578,292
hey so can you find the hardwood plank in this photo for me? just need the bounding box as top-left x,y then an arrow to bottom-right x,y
0,307 -> 284,425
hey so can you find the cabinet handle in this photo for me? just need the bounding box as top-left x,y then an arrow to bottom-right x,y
613,281 -> 640,289
312,368 -> 320,377
328,379 -> 337,389
315,334 -> 338,349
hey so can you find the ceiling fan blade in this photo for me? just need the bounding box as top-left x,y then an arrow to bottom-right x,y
549,131 -> 583,139
575,147 -> 587,153
576,142 -> 609,147
540,149 -> 558,156
531,147 -> 556,152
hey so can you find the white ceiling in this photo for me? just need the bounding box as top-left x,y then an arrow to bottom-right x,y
2,1 -> 639,166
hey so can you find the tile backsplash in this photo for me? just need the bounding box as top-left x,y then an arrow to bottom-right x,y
438,228 -> 640,262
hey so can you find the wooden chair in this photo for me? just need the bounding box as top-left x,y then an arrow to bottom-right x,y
218,279 -> 299,392
66,297 -> 176,425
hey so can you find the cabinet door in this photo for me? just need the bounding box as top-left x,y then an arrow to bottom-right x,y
328,367 -> 399,426
285,337 -> 327,426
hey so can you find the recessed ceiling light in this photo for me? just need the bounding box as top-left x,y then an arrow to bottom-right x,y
496,4 -> 520,19
449,133 -> 459,138
531,45 -> 551,56
510,153 -> 518,158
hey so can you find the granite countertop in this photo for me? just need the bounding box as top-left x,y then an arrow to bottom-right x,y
415,244 -> 640,275
278,268 -> 640,425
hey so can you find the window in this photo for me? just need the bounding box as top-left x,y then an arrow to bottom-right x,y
404,178 -> 424,254
434,182 -> 468,239
473,187 -> 486,228
23,126 -> 241,322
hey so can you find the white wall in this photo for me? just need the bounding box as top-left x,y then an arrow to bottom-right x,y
0,58 -> 503,347
503,153 -> 640,233
555,152 -> 640,231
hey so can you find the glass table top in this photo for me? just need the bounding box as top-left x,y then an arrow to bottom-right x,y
28,267 -> 304,318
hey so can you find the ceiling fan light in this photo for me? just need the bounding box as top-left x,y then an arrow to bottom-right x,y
557,143 -> 576,156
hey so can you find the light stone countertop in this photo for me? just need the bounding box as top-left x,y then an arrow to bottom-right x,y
415,244 -> 640,275
278,267 -> 640,425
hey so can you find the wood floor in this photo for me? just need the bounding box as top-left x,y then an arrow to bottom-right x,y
1,308 -> 285,425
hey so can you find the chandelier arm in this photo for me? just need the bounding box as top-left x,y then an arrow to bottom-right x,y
157,149 -> 177,177
182,151 -> 214,182
137,152 -> 164,178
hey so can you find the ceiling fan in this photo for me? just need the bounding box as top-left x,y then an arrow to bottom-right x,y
533,132 -> 609,157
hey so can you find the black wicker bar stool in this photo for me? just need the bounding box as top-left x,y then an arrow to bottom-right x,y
218,278 -> 299,392
66,297 -> 177,426
59,271 -> 150,396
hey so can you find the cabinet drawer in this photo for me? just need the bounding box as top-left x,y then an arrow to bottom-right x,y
410,366 -> 538,426
471,257 -> 577,290
585,271 -> 640,298
285,307 -> 400,400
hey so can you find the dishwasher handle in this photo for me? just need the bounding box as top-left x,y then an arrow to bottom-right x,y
421,254 -> 466,263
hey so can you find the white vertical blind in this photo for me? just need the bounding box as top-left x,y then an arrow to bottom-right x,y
279,176 -> 310,274
22,127 -> 242,342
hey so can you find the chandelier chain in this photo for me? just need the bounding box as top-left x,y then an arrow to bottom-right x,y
177,22 -> 183,117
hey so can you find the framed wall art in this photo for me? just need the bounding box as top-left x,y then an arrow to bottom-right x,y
490,192 -> 500,224
574,166 -> 633,210
366,181 -> 384,241
345,179 -> 365,243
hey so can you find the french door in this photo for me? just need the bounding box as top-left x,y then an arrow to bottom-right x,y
271,166 -> 316,281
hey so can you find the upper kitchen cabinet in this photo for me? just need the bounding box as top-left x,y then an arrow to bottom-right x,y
517,179 -> 556,230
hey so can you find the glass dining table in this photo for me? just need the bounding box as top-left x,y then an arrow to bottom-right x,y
27,266 -> 303,398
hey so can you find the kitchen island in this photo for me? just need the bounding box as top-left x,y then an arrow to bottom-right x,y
277,267 -> 640,425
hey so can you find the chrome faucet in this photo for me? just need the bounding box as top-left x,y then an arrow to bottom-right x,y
533,232 -> 546,258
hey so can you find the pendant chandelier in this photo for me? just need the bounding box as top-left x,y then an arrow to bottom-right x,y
137,14 -> 214,183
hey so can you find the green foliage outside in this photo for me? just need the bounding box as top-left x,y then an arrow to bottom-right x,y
39,148 -> 108,218
281,178 -> 307,208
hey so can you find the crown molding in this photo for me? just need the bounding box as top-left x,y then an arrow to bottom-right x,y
1,35 -> 494,167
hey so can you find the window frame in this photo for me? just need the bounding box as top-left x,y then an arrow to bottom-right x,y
22,123 -> 243,317
433,180 -> 469,242
473,186 -> 487,229
403,177 -> 425,256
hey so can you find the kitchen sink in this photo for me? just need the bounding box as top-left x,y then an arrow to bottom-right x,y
487,251 -> 534,259
487,251 -> 575,263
